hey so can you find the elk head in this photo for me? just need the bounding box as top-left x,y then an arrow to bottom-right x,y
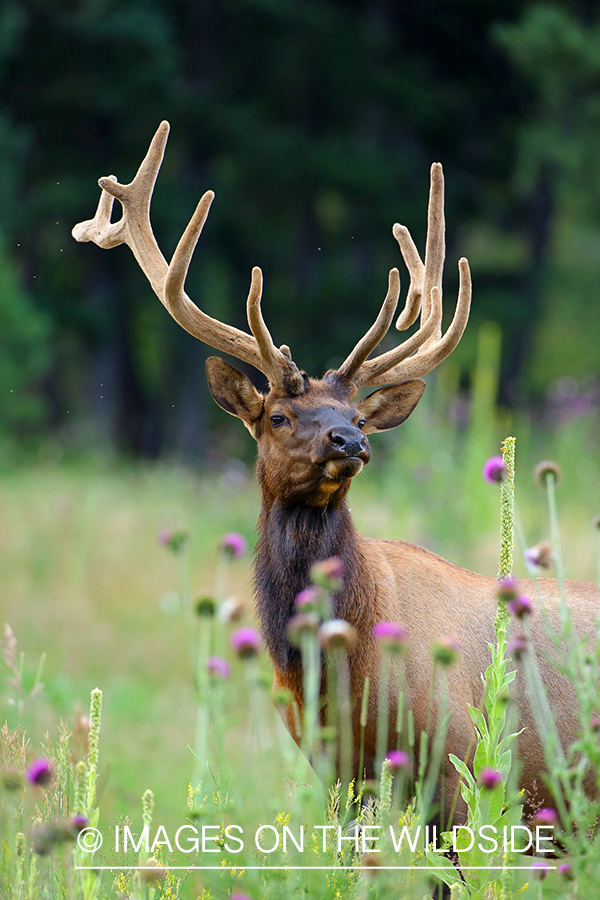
72,121 -> 471,504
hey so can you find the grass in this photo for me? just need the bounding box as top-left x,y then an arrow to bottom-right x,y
0,393 -> 599,897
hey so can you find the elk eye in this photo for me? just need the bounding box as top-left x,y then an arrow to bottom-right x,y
270,414 -> 287,428
357,418 -> 366,429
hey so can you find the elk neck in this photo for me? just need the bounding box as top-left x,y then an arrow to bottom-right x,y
254,477 -> 378,677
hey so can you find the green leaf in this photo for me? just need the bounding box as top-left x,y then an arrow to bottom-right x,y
449,754 -> 476,790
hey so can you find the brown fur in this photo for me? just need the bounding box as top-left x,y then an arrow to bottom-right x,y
206,358 -> 599,823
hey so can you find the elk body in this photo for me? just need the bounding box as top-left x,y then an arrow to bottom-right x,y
73,122 -> 599,820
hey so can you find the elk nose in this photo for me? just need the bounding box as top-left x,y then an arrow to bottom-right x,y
328,427 -> 368,459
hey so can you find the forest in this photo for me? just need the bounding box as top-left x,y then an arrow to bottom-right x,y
1,0 -> 599,461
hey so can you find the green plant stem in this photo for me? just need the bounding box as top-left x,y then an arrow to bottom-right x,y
358,676 -> 370,786
375,652 -> 391,779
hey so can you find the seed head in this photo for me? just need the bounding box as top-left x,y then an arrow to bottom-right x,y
432,636 -> 460,667
534,460 -> 562,488
195,596 -> 217,617
230,627 -> 262,659
534,807 -> 557,827
385,750 -> 411,775
483,456 -> 507,483
158,529 -> 190,554
207,656 -> 231,679
524,542 -> 553,571
220,532 -> 247,559
140,858 -> 165,884
27,758 -> 53,787
372,622 -> 409,653
319,619 -> 357,653
507,632 -> 528,661
287,613 -> 320,646
1,768 -> 24,792
217,596 -> 246,623
311,556 -> 344,591
507,594 -> 532,619
479,768 -> 502,790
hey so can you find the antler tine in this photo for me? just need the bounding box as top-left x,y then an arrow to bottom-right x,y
353,258 -> 471,388
336,268 -> 400,382
246,268 -> 304,394
74,121 -> 303,390
337,162 -> 470,393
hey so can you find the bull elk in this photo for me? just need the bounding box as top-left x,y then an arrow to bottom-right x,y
73,121 -> 598,821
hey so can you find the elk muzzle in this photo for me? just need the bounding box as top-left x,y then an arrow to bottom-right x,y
313,425 -> 371,480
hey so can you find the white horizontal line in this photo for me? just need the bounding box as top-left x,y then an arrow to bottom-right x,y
75,865 -> 556,871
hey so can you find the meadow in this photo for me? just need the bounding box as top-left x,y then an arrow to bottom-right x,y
1,367 -> 599,898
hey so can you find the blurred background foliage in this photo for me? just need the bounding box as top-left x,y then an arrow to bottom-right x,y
0,0 -> 598,462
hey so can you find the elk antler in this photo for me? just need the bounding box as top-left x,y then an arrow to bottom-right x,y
72,121 -> 304,395
337,163 -> 471,392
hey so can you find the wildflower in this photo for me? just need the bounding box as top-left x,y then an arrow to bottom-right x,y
140,858 -> 165,884
530,860 -> 550,880
70,815 -> 87,833
590,715 -> 600,732
294,586 -> 320,610
158,529 -> 190,554
220,532 -> 247,559
218,596 -> 246,623
231,893 -> 254,900
1,768 -> 24,792
385,750 -> 411,775
195,596 -> 217,617
507,632 -> 528,661
482,456 -> 507,483
287,613 -> 320,646
319,619 -> 357,653
524,542 -> 553,570
207,656 -> 231,679
311,556 -> 344,591
31,824 -> 57,855
432,636 -> 460,667
497,576 -> 518,602
372,622 -> 409,653
479,768 -> 502,790
559,862 -> 574,880
27,758 -> 53,787
534,808 -> 557,827
507,594 -> 532,619
533,460 -> 562,488
230,627 -> 262,659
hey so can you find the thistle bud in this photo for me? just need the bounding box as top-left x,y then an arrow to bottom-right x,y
311,556 -> 344,592
534,460 -> 562,488
483,456 -> 507,483
507,632 -> 528,661
507,594 -> 532,619
319,619 -> 356,653
432,636 -> 460,667
220,532 -> 247,559
372,622 -> 409,653
230,627 -> 262,659
287,613 -> 320,646
524,542 -> 553,571
479,768 -> 502,790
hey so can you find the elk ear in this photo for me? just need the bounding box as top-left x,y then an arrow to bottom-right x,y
205,357 -> 265,435
357,379 -> 426,433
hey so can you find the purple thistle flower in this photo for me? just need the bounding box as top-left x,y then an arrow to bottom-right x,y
372,622 -> 409,653
385,750 -> 411,775
497,576 -> 518,602
507,632 -> 528,661
158,529 -> 190,554
231,894 -> 254,900
483,456 -> 507,483
27,758 -> 53,787
207,656 -> 231,679
295,586 -> 320,609
230,627 -> 262,659
479,767 -> 502,790
432,636 -> 461,667
559,862 -> 574,880
220,532 -> 247,559
530,860 -> 550,880
70,815 -> 88,833
507,594 -> 532,619
524,542 -> 553,571
311,556 -> 344,591
534,807 -> 557,827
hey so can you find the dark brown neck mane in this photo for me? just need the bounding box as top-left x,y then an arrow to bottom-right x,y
254,482 -> 377,676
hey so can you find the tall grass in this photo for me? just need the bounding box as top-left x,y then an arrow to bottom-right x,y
1,356 -> 599,897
